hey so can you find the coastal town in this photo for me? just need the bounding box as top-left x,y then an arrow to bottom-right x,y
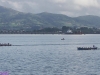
0,26 -> 99,34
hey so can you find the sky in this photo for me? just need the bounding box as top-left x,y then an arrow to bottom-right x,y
0,0 -> 100,17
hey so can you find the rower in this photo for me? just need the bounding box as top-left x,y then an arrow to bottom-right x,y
93,45 -> 95,48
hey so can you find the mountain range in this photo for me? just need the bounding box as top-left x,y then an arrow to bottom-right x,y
0,6 -> 100,31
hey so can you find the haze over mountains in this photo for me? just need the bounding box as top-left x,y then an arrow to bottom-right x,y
0,6 -> 100,31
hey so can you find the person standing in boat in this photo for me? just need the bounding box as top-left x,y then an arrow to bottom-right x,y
93,45 -> 95,48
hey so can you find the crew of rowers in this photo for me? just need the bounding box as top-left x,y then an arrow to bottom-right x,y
0,43 -> 12,46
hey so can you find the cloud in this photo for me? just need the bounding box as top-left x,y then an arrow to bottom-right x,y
0,0 -> 100,17
74,0 -> 99,7
53,0 -> 66,3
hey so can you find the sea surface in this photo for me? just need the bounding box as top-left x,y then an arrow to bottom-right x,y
0,34 -> 100,75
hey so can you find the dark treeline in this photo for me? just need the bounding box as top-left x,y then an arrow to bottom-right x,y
0,26 -> 100,34
61,26 -> 100,34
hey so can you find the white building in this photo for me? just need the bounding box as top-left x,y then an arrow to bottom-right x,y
67,29 -> 73,34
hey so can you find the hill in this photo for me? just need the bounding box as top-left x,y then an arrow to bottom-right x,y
0,6 -> 100,31
74,15 -> 100,27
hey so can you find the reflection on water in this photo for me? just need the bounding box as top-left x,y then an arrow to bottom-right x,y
0,34 -> 100,75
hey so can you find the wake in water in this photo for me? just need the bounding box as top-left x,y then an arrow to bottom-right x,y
9,43 -> 100,46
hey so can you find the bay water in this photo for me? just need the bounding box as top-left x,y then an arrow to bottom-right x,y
0,34 -> 100,75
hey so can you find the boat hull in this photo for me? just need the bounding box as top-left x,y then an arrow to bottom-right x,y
77,47 -> 97,50
0,43 -> 12,46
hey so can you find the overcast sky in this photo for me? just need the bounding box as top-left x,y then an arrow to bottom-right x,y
0,0 -> 100,17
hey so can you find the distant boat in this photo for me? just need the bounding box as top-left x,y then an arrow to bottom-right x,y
0,43 -> 12,46
61,38 -> 65,40
77,45 -> 97,50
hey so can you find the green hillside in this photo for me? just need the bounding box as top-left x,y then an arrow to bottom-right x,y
74,15 -> 100,27
0,6 -> 100,31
